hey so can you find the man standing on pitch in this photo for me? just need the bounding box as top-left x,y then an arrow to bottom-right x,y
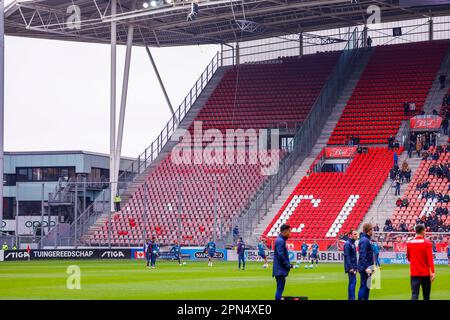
344,230 -> 358,300
205,238 -> 216,267
237,237 -> 246,270
257,238 -> 269,268
144,238 -> 152,269
358,223 -> 374,300
407,224 -> 435,300
171,240 -> 182,266
150,236 -> 160,269
273,224 -> 292,300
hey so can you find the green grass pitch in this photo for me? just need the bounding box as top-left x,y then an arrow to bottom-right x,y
0,260 -> 449,300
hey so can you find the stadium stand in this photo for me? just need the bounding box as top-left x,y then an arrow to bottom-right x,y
388,145 -> 450,233
263,147 -> 397,243
196,53 -> 340,131
86,52 -> 341,246
263,41 -> 450,245
328,41 -> 450,145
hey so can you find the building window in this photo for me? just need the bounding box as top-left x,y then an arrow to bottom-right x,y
3,174 -> 16,186
17,201 -> 42,216
16,167 -> 76,182
3,197 -> 15,219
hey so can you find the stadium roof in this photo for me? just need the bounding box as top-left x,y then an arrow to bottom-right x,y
5,0 -> 450,47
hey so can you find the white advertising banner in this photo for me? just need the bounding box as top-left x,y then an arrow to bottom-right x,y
227,250 -> 344,263
0,216 -> 57,235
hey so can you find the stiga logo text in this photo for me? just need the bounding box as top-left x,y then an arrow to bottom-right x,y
101,251 -> 125,259
4,251 -> 30,260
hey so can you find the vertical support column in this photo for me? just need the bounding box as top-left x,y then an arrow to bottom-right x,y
55,208 -> 59,248
363,24 -> 368,49
429,17 -> 434,41
235,42 -> 240,65
110,0 -> 117,213
15,183 -> 19,247
114,0 -> 136,191
220,43 -> 224,66
213,177 -> 218,243
177,180 -> 182,245
74,184 -> 78,248
0,0 -> 5,229
40,183 -> 44,248
143,182 -> 149,244
83,177 -> 86,213
47,200 -> 51,241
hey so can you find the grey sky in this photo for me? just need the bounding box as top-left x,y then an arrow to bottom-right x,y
4,0 -> 219,158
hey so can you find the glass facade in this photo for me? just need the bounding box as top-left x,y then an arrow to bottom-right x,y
15,167 -> 76,182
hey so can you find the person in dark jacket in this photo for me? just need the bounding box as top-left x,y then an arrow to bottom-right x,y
273,224 -> 292,300
358,223 -> 375,300
344,230 -> 359,300
237,237 -> 246,270
143,238 -> 152,268
440,74 -> 447,90
149,236 -> 159,269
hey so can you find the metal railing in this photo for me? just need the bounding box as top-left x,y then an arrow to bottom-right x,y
372,231 -> 450,251
230,27 -> 366,243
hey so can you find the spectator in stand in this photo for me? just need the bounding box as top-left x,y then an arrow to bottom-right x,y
388,135 -> 395,150
394,152 -> 399,167
396,198 -> 403,207
399,220 -> 409,232
383,218 -> 394,232
233,225 -> 239,243
395,175 -> 401,196
439,73 -> 447,90
404,102 -> 410,115
416,139 -> 423,157
367,36 -> 372,49
401,161 -> 411,183
408,140 -> 415,158
410,102 -> 416,114
402,198 -> 409,208
373,224 -> 380,232
429,189 -> 436,200
443,117 -> 449,136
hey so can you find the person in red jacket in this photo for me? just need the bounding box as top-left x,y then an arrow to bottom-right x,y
406,224 -> 436,300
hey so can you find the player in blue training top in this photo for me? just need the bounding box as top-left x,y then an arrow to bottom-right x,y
170,240 -> 182,266
372,241 -> 380,268
257,238 -> 269,268
205,238 -> 216,267
310,241 -> 319,268
149,236 -> 160,269
301,241 -> 309,264
237,237 -> 246,270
